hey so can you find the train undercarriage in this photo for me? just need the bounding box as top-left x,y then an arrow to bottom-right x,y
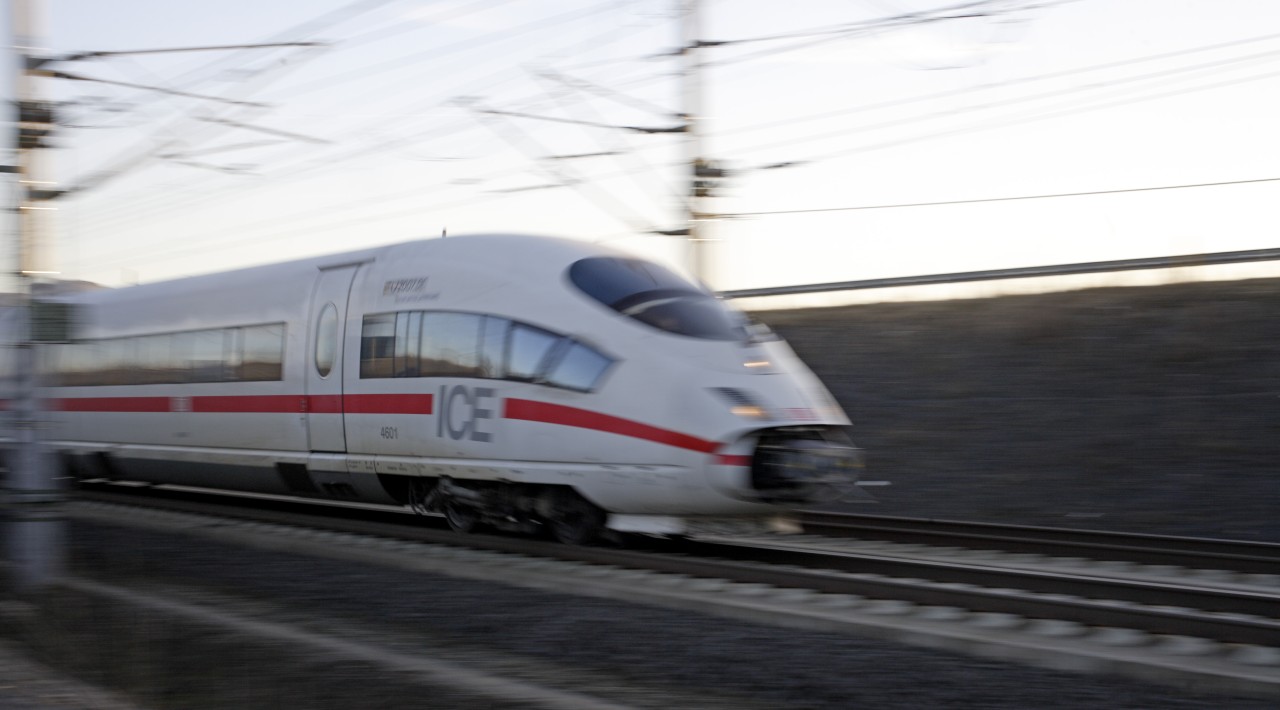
405,476 -> 607,545
395,428 -> 862,545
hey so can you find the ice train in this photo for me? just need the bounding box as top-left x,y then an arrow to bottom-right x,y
24,235 -> 861,542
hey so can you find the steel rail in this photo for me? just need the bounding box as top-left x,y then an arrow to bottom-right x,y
690,535 -> 1280,614
797,511 -> 1280,574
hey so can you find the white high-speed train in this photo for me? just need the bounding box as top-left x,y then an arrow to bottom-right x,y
26,235 -> 861,542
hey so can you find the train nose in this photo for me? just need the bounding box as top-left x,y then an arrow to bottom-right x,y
749,429 -> 864,504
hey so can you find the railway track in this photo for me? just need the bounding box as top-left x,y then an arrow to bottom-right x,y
660,535 -> 1280,646
797,511 -> 1280,574
66,483 -> 1280,696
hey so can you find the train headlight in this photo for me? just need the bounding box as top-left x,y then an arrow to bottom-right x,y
730,404 -> 767,419
710,387 -> 771,420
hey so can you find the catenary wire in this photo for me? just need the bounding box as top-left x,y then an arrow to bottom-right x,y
726,176 -> 1280,217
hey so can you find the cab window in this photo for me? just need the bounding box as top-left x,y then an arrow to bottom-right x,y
568,257 -> 746,341
544,342 -> 613,391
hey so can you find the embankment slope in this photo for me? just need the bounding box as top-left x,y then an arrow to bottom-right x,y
755,277 -> 1280,541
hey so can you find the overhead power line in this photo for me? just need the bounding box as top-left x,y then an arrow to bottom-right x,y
639,0 -> 1069,59
270,1 -> 622,102
34,68 -> 270,107
700,0 -> 1079,69
534,68 -> 677,118
475,107 -> 685,134
70,0 -> 649,232
194,115 -> 330,144
727,176 -> 1280,217
465,103 -> 665,236
56,0 -> 401,198
727,42 -> 1280,162
46,41 -> 323,63
526,67 -> 682,215
722,29 -> 1280,139
793,64 -> 1280,167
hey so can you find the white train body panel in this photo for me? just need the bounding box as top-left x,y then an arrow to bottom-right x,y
30,235 -> 861,535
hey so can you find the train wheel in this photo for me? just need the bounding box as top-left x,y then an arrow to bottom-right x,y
548,491 -> 605,545
444,502 -> 479,533
408,478 -> 436,516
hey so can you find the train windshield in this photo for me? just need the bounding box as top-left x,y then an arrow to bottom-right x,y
568,257 -> 747,340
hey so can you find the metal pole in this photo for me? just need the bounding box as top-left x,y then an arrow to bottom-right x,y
7,0 -> 64,592
681,0 -> 711,286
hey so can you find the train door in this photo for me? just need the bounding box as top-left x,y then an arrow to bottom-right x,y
306,265 -> 359,451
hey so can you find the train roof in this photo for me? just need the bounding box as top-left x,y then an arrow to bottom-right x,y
56,234 -> 664,336
67,233 -> 640,302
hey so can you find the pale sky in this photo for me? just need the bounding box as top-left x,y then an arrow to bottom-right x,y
7,0 -> 1280,305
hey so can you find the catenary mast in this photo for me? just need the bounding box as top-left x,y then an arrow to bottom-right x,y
7,0 -> 65,591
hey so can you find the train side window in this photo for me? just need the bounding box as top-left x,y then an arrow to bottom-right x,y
544,342 -> 614,392
393,311 -> 422,377
59,341 -> 94,386
479,316 -> 509,378
189,329 -> 228,383
135,334 -> 174,385
242,323 -> 285,381
507,323 -> 560,382
52,342 -> 74,386
171,331 -> 197,384
5,343 -> 20,382
360,314 -> 395,378
99,338 -> 133,385
56,326 -> 284,386
315,304 -> 339,378
420,312 -> 481,376
405,311 -> 423,376
34,344 -> 59,386
224,328 -> 243,382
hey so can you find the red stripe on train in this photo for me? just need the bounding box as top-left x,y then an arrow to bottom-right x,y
714,454 -> 752,467
342,393 -> 434,414
502,397 -> 720,454
55,396 -> 172,413
53,393 -> 433,415
192,395 -> 306,413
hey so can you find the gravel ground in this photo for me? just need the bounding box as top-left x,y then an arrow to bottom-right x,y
754,277 -> 1280,542
28,518 -> 1273,710
0,638 -> 140,710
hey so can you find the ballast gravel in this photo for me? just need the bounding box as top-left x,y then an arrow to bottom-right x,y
33,519 -> 1275,710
